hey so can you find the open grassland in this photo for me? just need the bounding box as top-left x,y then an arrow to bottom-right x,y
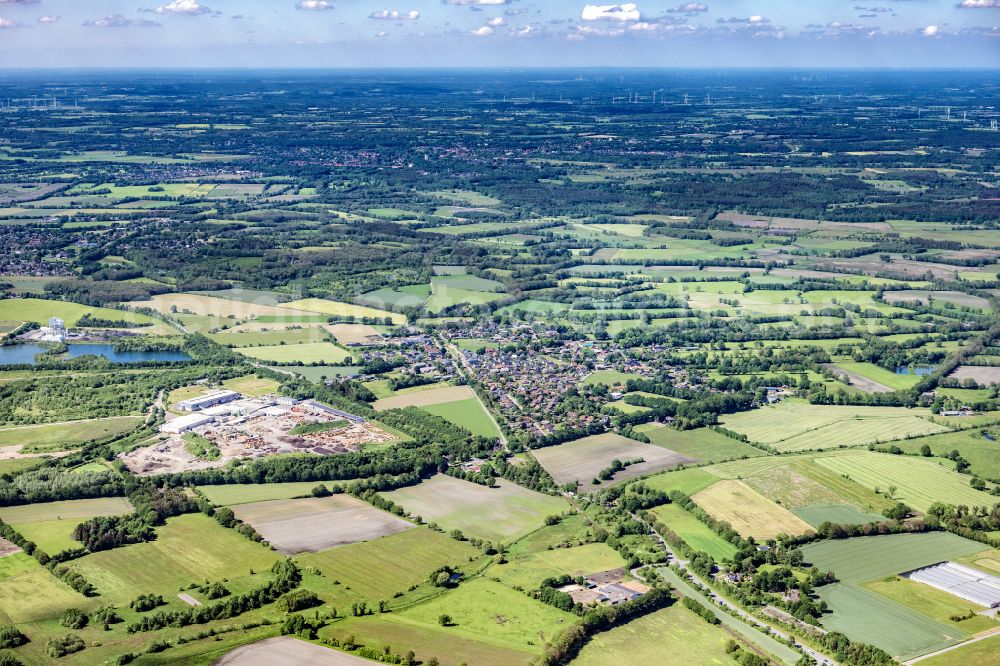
921,634 -> 1000,666
792,504 -> 887,528
0,552 -> 37,581
235,341 -> 352,364
833,361 -> 924,391
740,458 -> 893,516
581,369 -> 643,386
642,468 -> 722,496
391,578 -> 573,652
812,451 -> 997,511
232,495 -> 414,555
12,520 -> 84,554
0,297 -> 158,327
649,503 -> 739,560
692,480 -> 815,539
198,480 -> 344,505
0,567 -> 90,624
864,576 -> 998,634
299,527 -> 481,601
419,398 -> 502,438
373,384 -> 476,410
490,543 -> 626,590
281,297 -> 405,324
572,605 -> 738,666
531,432 -> 695,488
635,423 -> 765,463
425,286 -> 505,314
817,583 -> 968,660
381,476 -> 567,543
801,532 -> 987,584
208,327 -> 328,347
0,416 -> 142,451
720,401 -> 948,451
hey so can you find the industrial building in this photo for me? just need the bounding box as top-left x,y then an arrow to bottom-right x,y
160,413 -> 216,435
176,390 -> 240,412
907,562 -> 1000,608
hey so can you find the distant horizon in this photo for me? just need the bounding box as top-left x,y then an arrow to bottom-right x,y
0,1 -> 997,69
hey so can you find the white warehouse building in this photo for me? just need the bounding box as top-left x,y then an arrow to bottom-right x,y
160,413 -> 216,435
176,390 -> 240,412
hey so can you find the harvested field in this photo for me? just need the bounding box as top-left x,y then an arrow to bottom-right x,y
531,432 -> 696,487
950,366 -> 1000,386
326,323 -> 381,345
0,497 -> 133,524
132,292 -> 315,320
218,637 -> 376,666
692,480 -> 814,539
635,423 -> 765,462
280,298 -> 404,324
381,476 -> 567,543
373,384 -> 476,411
232,495 -> 414,555
823,363 -> 894,393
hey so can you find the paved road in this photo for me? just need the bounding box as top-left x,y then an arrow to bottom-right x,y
635,513 -> 836,666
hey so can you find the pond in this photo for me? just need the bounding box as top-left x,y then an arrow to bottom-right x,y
0,343 -> 191,366
895,365 -> 935,376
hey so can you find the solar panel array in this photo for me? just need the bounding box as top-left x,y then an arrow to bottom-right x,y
907,562 -> 1000,608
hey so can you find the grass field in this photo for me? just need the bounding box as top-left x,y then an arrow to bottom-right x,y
0,552 -> 37,581
813,451 -> 997,511
692,480 -> 814,539
221,375 -> 282,397
891,429 -> 1000,481
642,468 -> 722,496
232,495 -> 414,554
921,634 -> 1000,666
581,369 -> 643,386
719,401 -> 948,451
817,583 -> 969,660
801,532 -> 987,584
649,503 -> 739,561
298,527 -> 481,601
373,385 -> 476,410
236,341 -> 351,364
133,292 -> 317,320
531,432 -> 695,488
208,327 -> 328,347
282,297 -> 405,324
0,416 -> 143,452
792,504 -> 887,527
67,513 -> 280,607
491,542 -> 626,590
419,398 -> 502,438
390,578 -> 574,652
572,604 -> 738,666
635,424 -> 765,463
863,576 -> 998,634
833,361 -> 923,391
381,476 -> 567,544
0,297 -> 158,327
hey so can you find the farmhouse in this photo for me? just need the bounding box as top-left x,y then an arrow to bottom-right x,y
177,389 -> 240,412
907,561 -> 1000,608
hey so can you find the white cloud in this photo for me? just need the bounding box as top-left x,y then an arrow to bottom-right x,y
666,3 -> 707,13
369,9 -> 420,20
0,17 -> 13,28
0,1 -> 40,5
84,14 -> 161,28
471,25 -> 495,35
38,14 -> 60,23
296,0 -> 333,10
581,3 -> 640,22
957,0 -> 1000,8
152,0 -> 213,14
923,24 -> 940,36
487,16 -> 505,26
443,0 -> 510,5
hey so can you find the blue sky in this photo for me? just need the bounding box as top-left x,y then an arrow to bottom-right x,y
0,1 -> 997,68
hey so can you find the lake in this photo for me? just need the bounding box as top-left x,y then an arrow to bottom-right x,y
895,365 -> 935,376
0,343 -> 191,366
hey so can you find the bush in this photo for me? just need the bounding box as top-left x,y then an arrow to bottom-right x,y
59,609 -> 88,630
129,594 -> 166,613
438,614 -> 452,626
0,626 -> 26,649
681,597 -> 719,625
46,634 -> 85,658
0,650 -> 22,666
276,590 -> 322,613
